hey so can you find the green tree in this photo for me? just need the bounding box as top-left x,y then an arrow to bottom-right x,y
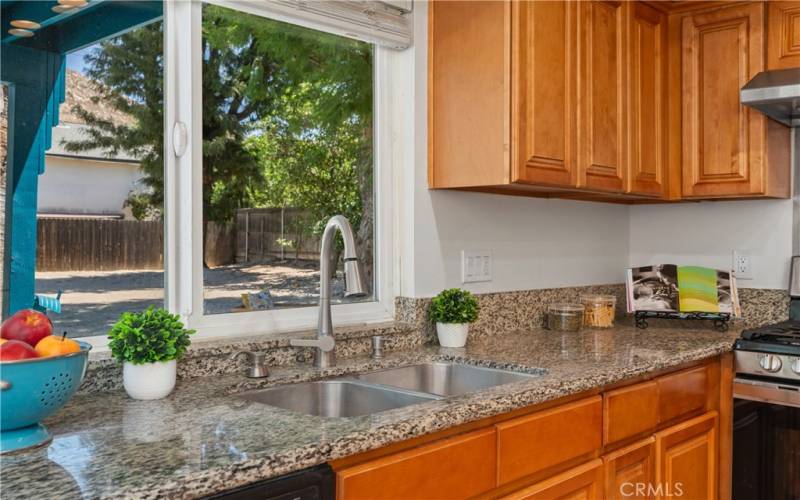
63,6 -> 374,285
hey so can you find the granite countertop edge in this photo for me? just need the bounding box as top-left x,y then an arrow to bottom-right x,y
115,335 -> 736,499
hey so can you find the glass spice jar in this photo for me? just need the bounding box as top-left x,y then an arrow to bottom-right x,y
579,294 -> 617,328
546,303 -> 585,332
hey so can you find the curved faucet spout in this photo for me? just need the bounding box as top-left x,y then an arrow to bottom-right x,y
290,215 -> 366,368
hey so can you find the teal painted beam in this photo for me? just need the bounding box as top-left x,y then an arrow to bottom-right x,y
3,1 -> 162,54
1,44 -> 65,316
0,0 -> 108,44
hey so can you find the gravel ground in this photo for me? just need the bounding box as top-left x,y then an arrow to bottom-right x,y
35,260 -> 366,338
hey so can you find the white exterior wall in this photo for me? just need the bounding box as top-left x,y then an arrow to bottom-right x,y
37,155 -> 144,217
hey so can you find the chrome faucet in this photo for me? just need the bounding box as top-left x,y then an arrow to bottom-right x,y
290,215 -> 366,368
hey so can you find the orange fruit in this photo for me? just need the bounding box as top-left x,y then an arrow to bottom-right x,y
0,338 -> 6,345
35,335 -> 80,357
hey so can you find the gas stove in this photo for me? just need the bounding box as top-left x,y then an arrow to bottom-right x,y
734,320 -> 800,382
731,256 -> 800,500
733,256 -> 800,385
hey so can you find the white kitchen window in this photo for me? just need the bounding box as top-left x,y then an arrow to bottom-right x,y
162,0 -> 399,340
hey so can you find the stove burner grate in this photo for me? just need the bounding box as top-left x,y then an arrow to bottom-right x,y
740,321 -> 800,346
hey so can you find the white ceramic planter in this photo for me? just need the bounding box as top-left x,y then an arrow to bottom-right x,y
436,322 -> 469,347
123,360 -> 176,400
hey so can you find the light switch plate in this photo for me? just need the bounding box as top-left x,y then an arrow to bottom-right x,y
462,250 -> 492,283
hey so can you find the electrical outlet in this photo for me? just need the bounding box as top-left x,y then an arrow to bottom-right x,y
732,250 -> 754,280
462,250 -> 492,283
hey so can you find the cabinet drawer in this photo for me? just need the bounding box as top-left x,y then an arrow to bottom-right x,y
496,396 -> 602,485
604,381 -> 658,445
499,459 -> 604,500
657,365 -> 708,424
336,427 -> 496,500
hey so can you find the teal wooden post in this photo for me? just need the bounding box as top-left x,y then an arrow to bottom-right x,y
1,44 -> 65,316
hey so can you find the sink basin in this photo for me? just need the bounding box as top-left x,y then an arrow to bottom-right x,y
352,362 -> 538,397
238,380 -> 439,418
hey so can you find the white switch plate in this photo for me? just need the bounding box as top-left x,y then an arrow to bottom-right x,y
732,250 -> 754,280
462,250 -> 492,283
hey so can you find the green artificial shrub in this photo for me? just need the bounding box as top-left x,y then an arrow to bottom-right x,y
108,307 -> 195,364
429,288 -> 479,324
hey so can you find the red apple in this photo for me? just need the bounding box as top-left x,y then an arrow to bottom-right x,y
0,340 -> 39,361
1,309 -> 53,347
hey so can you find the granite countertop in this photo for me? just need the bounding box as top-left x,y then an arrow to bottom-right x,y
0,325 -> 739,499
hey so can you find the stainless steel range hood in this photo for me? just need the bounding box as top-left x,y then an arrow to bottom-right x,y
740,68 -> 800,127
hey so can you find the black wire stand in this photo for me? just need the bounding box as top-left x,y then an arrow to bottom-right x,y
634,310 -> 731,332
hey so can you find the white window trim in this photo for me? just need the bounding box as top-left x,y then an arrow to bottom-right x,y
73,0 -> 397,352
173,0 -> 395,341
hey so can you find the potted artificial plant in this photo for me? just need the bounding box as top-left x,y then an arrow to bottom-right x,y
109,307 -> 195,400
429,288 -> 479,348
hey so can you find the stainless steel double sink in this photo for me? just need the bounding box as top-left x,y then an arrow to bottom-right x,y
238,362 -> 539,418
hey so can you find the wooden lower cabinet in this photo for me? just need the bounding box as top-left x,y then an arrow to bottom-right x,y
603,437 -> 656,499
335,427 -> 497,500
496,396 -> 602,485
333,362 -> 725,500
654,412 -> 718,500
500,459 -> 604,500
604,381 -> 659,445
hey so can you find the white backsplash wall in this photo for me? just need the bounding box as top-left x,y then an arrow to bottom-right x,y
412,192 -> 630,297
629,199 -> 795,289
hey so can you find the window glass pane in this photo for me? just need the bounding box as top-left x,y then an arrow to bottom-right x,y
201,4 -> 375,315
33,19 -> 165,337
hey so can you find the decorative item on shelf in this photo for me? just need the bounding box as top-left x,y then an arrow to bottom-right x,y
626,264 -> 739,331
108,307 -> 195,400
429,288 -> 479,348
546,303 -> 585,332
0,308 -> 91,454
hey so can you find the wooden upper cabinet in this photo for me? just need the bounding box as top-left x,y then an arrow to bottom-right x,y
681,2 -> 791,199
627,2 -> 668,197
428,0 -> 791,202
578,1 -> 628,193
513,1 -> 578,188
654,412 -> 718,500
768,1 -> 800,69
428,1 -> 510,189
603,438 -> 656,499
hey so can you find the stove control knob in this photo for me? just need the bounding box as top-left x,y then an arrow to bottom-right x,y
791,358 -> 800,375
759,354 -> 782,373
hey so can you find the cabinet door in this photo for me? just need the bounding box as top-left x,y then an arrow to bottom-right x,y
681,3 -> 768,198
768,1 -> 800,69
335,427 -> 496,500
603,437 -> 656,500
500,459 -> 604,500
496,396 -> 602,486
578,0 -> 627,193
654,412 -> 718,500
627,2 -> 667,197
513,1 -> 578,187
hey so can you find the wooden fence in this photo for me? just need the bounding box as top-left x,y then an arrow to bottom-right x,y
36,209 -> 319,272
236,208 -> 320,263
37,217 -> 163,271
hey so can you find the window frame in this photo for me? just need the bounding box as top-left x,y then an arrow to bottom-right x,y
165,0 -> 395,341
